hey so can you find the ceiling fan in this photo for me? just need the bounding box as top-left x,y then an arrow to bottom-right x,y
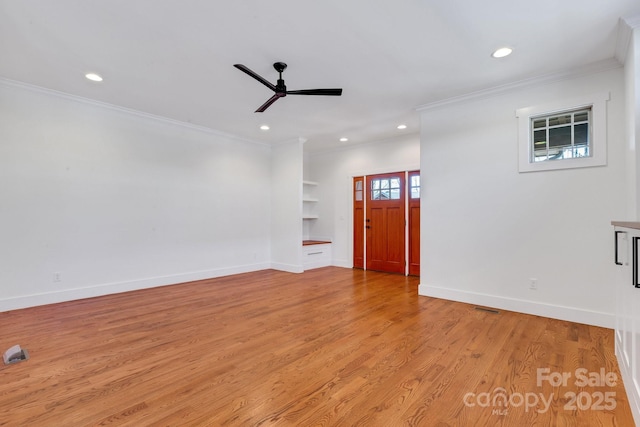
233,62 -> 342,112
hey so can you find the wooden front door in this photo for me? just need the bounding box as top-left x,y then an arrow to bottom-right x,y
365,172 -> 406,274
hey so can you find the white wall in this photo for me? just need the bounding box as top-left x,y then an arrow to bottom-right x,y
305,134 -> 420,267
271,139 -> 304,272
0,80 -> 272,311
632,28 -> 640,219
418,66 -> 627,328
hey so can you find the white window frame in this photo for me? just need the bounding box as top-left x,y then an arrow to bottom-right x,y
516,92 -> 609,173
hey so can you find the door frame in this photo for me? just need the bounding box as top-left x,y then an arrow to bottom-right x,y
351,167 -> 420,276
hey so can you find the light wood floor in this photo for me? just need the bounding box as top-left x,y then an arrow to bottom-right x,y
0,267 -> 634,426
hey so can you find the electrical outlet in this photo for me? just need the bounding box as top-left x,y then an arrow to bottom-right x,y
53,272 -> 62,283
529,278 -> 538,290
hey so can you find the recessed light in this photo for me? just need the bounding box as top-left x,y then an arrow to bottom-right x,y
397,124 -> 407,130
339,137 -> 349,142
491,47 -> 513,58
85,72 -> 103,82
260,125 -> 270,131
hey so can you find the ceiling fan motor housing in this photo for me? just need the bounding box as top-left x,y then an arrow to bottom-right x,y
273,62 -> 287,73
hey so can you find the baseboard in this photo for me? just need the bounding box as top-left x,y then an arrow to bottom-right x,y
332,258 -> 353,269
418,284 -> 614,328
0,262 -> 271,313
616,342 -> 640,426
303,262 -> 331,270
270,262 -> 304,273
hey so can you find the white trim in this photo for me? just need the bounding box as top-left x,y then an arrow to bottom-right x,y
616,342 -> 640,426
418,284 -> 614,328
404,171 -> 410,276
348,165 -> 420,181
270,262 -> 304,273
308,132 -> 420,156
516,92 -> 610,173
332,259 -> 353,269
416,58 -> 621,113
0,77 -> 269,148
615,15 -> 640,65
0,263 -> 271,313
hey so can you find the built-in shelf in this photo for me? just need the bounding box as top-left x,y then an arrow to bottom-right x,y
303,240 -> 331,246
301,179 -> 331,269
303,180 -> 320,220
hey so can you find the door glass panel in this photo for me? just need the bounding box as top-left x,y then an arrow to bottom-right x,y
410,175 -> 420,199
355,179 -> 363,201
370,177 -> 402,200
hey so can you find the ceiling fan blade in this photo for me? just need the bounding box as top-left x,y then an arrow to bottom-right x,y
286,88 -> 342,96
255,94 -> 281,112
234,64 -> 276,92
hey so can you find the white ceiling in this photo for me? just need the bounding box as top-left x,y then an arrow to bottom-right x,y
1,1 -> 638,152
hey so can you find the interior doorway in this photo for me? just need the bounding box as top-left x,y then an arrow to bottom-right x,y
353,171 -> 420,276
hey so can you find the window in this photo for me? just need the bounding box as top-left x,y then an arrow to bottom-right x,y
516,92 -> 608,173
371,177 -> 401,200
354,179 -> 363,201
410,175 -> 420,199
531,108 -> 590,162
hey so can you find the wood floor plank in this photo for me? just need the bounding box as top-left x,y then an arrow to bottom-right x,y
0,267 -> 634,426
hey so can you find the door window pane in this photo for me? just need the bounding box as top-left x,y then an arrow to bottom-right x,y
410,175 -> 420,199
354,179 -> 363,201
371,178 -> 401,200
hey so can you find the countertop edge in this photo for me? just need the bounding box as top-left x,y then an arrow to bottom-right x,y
302,240 -> 332,246
612,221 -> 640,230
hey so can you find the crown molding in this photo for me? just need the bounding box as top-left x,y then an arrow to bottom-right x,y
0,77 -> 270,148
272,136 -> 308,146
416,58 -> 622,113
615,14 -> 640,65
308,131 -> 419,156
